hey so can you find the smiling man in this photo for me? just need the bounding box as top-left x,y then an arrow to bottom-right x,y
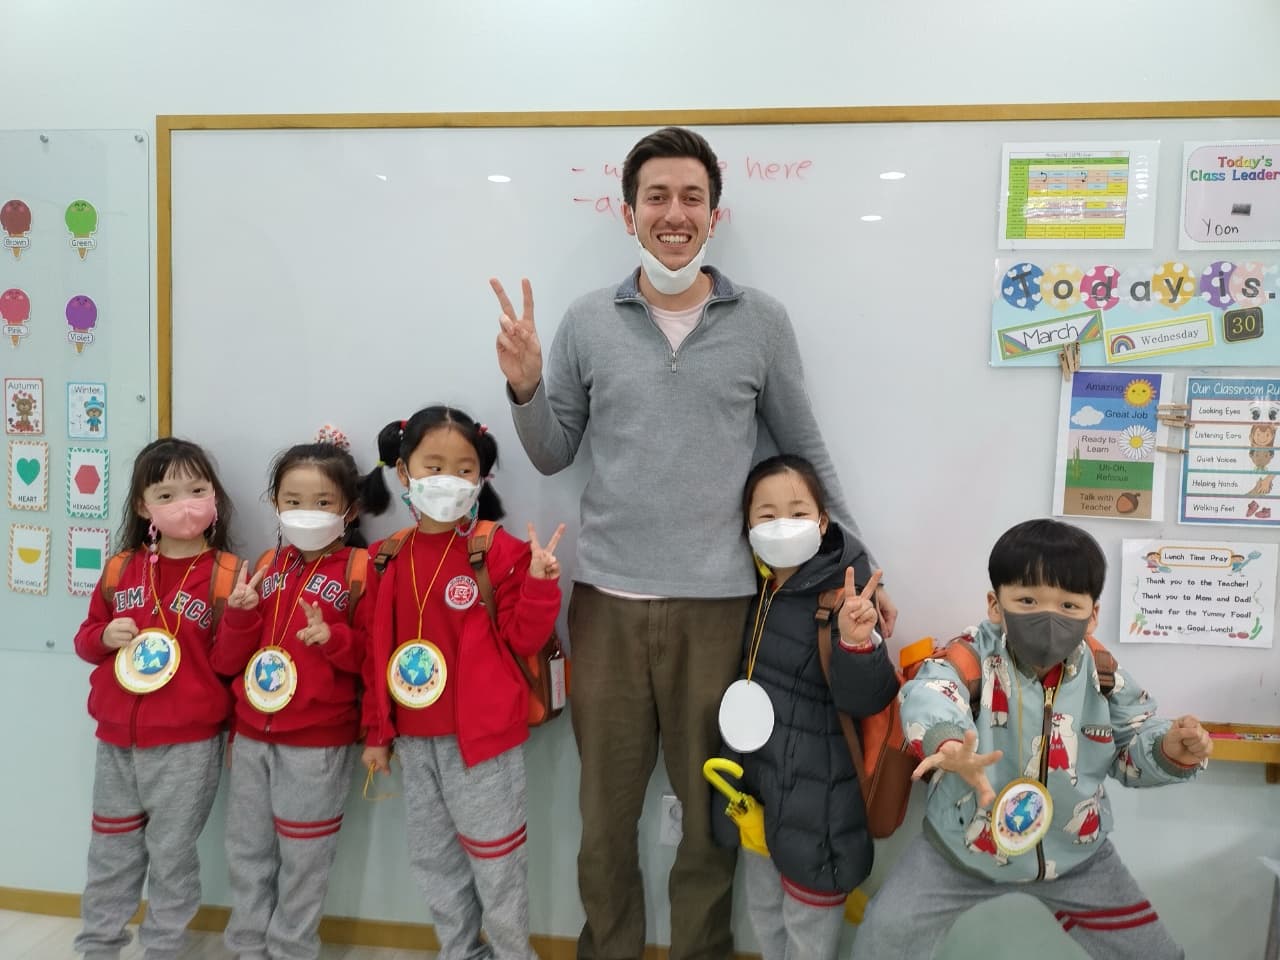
491,127 -> 894,960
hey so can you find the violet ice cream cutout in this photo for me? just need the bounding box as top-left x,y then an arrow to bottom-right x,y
65,200 -> 98,259
66,295 -> 97,353
1,288 -> 32,348
1,200 -> 32,259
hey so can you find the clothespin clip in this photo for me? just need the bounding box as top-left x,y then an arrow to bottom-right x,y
1157,403 -> 1191,428
1057,341 -> 1081,381
1156,445 -> 1187,455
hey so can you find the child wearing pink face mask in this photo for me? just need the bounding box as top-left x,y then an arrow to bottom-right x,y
72,437 -> 250,960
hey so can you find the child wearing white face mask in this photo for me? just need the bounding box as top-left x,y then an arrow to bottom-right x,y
358,405 -> 565,960
710,454 -> 898,960
217,426 -> 375,960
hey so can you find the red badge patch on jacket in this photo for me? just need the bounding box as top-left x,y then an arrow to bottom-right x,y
444,575 -> 478,610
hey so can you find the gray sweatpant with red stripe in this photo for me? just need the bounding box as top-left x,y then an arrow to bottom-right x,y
856,834 -> 1184,959
75,736 -> 225,960
743,852 -> 846,960
396,736 -> 536,960
223,736 -> 355,960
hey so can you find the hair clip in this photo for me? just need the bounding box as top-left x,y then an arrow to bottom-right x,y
314,423 -> 351,452
477,423 -> 489,435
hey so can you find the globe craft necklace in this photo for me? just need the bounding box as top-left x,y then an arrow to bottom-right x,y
718,574 -> 778,754
114,549 -> 205,695
990,657 -> 1059,858
243,551 -> 327,714
387,529 -> 456,709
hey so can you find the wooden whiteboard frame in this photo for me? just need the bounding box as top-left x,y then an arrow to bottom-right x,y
156,103 -> 1280,773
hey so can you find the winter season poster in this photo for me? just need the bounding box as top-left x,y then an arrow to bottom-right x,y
1120,539 -> 1276,649
990,258 -> 1280,367
1180,377 -> 1280,527
1054,371 -> 1168,521
67,382 -> 107,440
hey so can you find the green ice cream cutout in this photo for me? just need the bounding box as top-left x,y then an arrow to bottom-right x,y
65,200 -> 98,259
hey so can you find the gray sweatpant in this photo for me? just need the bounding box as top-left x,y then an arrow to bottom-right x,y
75,736 -> 224,960
397,736 -> 536,960
743,852 -> 845,960
855,834 -> 1184,960
223,737 -> 355,960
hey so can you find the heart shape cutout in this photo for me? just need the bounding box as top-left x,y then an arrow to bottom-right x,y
15,457 -> 40,485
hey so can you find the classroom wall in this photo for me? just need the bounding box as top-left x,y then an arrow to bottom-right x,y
2,2 -> 1279,958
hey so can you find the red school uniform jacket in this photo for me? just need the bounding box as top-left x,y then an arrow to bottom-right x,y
74,549 -> 249,749
218,545 -> 376,747
362,526 -> 561,768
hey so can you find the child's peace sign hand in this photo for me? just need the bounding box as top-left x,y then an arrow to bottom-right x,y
297,601 -> 330,646
227,563 -> 265,611
528,522 -> 566,580
912,730 -> 1004,807
491,277 -> 543,403
837,567 -> 882,649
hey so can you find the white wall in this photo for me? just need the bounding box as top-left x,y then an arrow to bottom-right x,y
2,2 -> 1279,958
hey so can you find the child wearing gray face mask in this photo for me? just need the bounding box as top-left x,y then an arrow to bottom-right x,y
856,518 -> 1212,960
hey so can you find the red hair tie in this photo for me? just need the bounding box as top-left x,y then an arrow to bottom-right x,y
399,419 -> 407,429
477,423 -> 488,435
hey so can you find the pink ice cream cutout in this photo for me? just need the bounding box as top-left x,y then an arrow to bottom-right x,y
66,295 -> 97,354
1,288 -> 32,348
1,200 -> 32,259
65,200 -> 98,260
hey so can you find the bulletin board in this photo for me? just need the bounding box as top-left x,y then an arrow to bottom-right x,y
1,129 -> 151,653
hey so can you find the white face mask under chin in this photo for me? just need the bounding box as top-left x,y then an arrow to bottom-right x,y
748,518 -> 822,570
634,230 -> 709,296
407,474 -> 481,524
277,510 -> 346,552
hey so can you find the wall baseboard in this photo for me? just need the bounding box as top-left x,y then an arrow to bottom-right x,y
0,886 -> 757,959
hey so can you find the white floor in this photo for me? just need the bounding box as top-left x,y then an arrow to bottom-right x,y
0,909 -> 436,959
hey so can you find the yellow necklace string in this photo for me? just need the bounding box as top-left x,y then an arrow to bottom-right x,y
147,550 -> 207,639
1012,655 -> 1061,779
266,552 -> 328,648
744,575 -> 777,683
408,529 -> 457,637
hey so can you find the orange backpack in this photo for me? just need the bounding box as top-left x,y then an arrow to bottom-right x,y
101,549 -> 241,630
816,595 -> 1118,840
252,547 -> 371,626
371,522 -> 568,727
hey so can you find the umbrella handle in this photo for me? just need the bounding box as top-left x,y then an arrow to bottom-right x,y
702,757 -> 744,800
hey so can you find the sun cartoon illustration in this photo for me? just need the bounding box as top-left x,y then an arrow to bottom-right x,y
1121,426 -> 1155,460
1123,379 -> 1155,408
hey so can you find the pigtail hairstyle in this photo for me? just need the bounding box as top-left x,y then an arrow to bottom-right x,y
360,406 -> 505,521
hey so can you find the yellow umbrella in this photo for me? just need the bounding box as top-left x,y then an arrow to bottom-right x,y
703,757 -> 874,925
702,758 -> 768,857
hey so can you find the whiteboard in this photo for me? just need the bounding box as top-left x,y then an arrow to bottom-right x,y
0,129 -> 151,653
168,117 -> 1280,725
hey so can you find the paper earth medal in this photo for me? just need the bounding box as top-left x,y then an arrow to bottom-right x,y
387,639 -> 447,709
244,646 -> 298,713
114,629 -> 181,694
717,678 -> 775,753
992,777 -> 1054,857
